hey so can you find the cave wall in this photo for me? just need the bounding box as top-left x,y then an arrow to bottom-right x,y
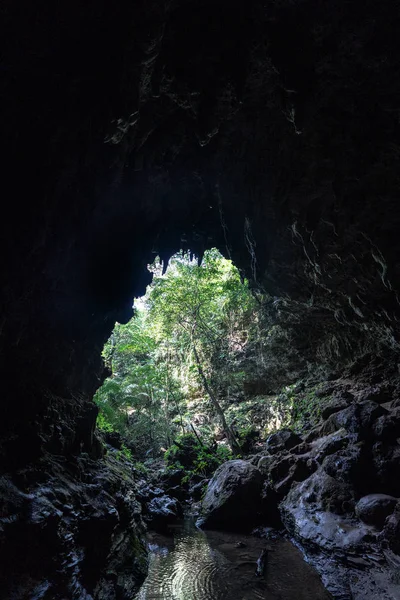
1,0 -> 400,597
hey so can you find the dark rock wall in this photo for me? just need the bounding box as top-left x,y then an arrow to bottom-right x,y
3,0 -> 400,450
1,0 -> 400,596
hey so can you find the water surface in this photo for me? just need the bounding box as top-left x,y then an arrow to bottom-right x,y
134,521 -> 332,600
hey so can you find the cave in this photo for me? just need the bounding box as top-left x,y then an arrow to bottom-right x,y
2,0 -> 400,598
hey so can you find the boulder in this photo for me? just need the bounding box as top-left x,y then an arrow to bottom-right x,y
199,460 -> 263,530
290,441 -> 312,455
321,443 -> 371,495
372,442 -> 400,496
145,495 -> 182,532
380,501 -> 400,554
274,458 -> 317,497
285,470 -> 355,516
188,479 -> 208,501
320,401 -> 386,439
373,408 -> 400,441
257,454 -> 275,475
320,392 -> 353,420
269,455 -> 296,484
355,494 -> 397,528
266,430 -> 303,454
359,387 -> 393,405
160,468 -> 184,488
391,397 -> 400,409
313,429 -> 349,464
280,471 -> 364,552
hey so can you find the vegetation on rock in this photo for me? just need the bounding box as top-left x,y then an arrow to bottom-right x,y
94,249 -> 348,469
95,249 -> 290,459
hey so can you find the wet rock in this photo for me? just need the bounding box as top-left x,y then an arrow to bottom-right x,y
145,495 -> 182,532
359,387 -> 393,405
304,427 -> 323,443
372,443 -> 400,496
270,454 -> 317,498
280,473 -> 368,552
320,392 -> 353,420
283,469 -> 355,517
321,401 -> 386,439
355,494 -> 397,528
270,455 -> 296,484
0,456 -> 147,599
257,455 -> 275,475
136,481 -> 164,503
188,479 -> 208,501
199,460 -> 263,530
380,502 -> 400,554
390,398 -> 400,409
290,442 -> 312,455
160,469 -> 184,488
373,408 -> 400,441
313,429 -> 349,464
357,401 -> 389,435
266,430 -> 303,455
321,443 -> 371,495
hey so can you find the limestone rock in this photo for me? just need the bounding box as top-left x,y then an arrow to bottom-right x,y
313,428 -> 349,464
355,494 -> 397,528
320,392 -> 353,420
372,442 -> 400,496
320,401 -> 386,439
266,430 -> 303,455
380,502 -> 400,554
373,408 -> 400,441
199,460 -> 263,530
257,454 -> 275,475
145,495 -> 182,532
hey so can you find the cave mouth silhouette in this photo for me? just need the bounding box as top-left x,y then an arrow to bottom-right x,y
2,0 -> 400,598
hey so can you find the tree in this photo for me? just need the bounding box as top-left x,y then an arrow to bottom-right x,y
95,248 -> 263,457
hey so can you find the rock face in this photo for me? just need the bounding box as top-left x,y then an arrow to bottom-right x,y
2,0 -> 400,596
355,494 -> 397,527
0,455 -> 147,599
275,392 -> 400,599
200,460 -> 263,530
144,495 -> 182,532
266,430 -> 303,454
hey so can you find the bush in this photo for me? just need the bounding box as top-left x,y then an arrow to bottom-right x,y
116,443 -> 133,461
165,433 -> 232,480
237,426 -> 260,453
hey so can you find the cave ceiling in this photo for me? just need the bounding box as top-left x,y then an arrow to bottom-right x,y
1,0 -> 400,443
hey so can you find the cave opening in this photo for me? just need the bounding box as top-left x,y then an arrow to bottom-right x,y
2,0 -> 400,598
94,246 -> 285,471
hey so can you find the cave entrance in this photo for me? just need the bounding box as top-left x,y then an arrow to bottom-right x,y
93,247 -> 285,474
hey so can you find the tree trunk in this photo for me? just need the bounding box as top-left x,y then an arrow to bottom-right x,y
192,344 -> 241,454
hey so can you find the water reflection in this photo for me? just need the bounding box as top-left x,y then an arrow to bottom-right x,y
134,520 -> 332,600
135,522 -> 267,600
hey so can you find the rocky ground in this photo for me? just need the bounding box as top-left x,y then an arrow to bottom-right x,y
0,453 -> 148,599
195,374 -> 400,600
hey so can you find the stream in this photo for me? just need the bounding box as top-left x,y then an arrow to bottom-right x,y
134,520 -> 332,600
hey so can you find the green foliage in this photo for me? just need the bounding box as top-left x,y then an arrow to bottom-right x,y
164,433 -> 233,479
95,248 -> 270,462
116,443 -> 133,461
96,411 -> 114,433
290,385 -> 323,432
133,461 -> 148,476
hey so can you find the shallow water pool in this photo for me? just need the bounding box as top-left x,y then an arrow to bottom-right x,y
134,520 -> 332,600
